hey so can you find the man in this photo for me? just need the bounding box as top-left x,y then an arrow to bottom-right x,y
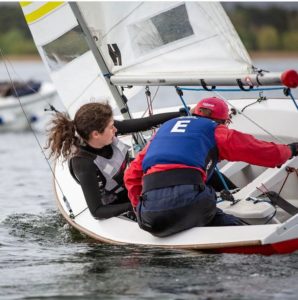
124,97 -> 298,237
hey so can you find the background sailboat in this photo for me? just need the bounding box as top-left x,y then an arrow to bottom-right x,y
21,1 -> 298,254
0,78 -> 56,131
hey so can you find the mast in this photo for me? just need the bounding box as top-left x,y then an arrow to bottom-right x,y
69,2 -> 145,147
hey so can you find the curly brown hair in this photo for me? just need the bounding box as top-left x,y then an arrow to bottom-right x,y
45,102 -> 113,160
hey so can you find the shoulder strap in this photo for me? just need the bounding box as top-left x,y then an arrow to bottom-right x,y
69,149 -> 100,185
75,148 -> 97,160
68,158 -> 81,184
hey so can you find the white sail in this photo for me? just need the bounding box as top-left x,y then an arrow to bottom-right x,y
21,1 -> 295,113
77,1 -> 253,80
20,2 -> 138,118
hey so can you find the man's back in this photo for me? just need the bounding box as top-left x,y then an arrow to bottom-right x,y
142,116 -> 217,173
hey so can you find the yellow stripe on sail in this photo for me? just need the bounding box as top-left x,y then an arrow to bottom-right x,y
23,2 -> 64,24
20,2 -> 32,8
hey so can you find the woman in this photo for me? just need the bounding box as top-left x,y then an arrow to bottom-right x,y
46,102 -> 185,219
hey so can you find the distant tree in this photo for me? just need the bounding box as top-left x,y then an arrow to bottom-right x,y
0,29 -> 37,55
226,4 -> 298,52
257,26 -> 280,50
282,31 -> 298,51
1,3 -> 298,55
0,5 -> 32,39
288,11 -> 298,31
228,8 -> 257,50
236,28 -> 257,50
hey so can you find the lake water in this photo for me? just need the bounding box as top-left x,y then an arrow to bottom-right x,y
1,58 -> 298,299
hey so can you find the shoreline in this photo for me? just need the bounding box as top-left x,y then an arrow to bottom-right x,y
2,54 -> 42,61
249,51 -> 298,59
3,51 -> 298,62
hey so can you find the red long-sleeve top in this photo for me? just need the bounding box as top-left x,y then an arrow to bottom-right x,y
124,124 -> 292,207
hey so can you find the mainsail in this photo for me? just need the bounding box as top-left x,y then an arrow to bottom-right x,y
20,1 -> 133,118
76,2 -> 252,77
21,1 -> 296,116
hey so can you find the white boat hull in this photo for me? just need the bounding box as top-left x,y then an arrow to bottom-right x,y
54,98 -> 298,254
0,82 -> 56,132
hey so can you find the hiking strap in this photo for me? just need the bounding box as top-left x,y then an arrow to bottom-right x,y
267,191 -> 298,216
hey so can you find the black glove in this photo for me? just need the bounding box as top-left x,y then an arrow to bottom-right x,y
288,143 -> 298,157
179,106 -> 191,116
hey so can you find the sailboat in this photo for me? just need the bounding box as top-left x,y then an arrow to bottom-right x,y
21,2 -> 298,254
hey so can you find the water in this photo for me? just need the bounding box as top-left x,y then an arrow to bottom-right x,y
1,58 -> 298,299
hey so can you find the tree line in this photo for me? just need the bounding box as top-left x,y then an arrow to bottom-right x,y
225,5 -> 298,51
0,4 -> 298,56
0,5 -> 37,55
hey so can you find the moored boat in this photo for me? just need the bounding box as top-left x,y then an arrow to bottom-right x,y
0,80 -> 56,131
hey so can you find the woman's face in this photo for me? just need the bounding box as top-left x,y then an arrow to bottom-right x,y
97,118 -> 117,146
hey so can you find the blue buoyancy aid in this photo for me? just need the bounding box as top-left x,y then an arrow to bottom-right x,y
142,116 -> 218,180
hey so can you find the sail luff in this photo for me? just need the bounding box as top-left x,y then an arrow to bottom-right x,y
207,3 -> 251,67
69,3 -> 129,118
69,2 -> 146,147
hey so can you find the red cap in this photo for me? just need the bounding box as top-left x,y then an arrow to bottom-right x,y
193,97 -> 229,121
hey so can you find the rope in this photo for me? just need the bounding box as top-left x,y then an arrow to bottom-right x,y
175,84 -> 298,201
241,92 -> 267,112
145,86 -> 153,116
215,165 -> 229,191
217,94 -> 289,144
178,86 -> 297,139
284,88 -> 298,110
175,87 -> 232,195
179,86 -> 285,92
175,87 -> 191,116
141,86 -> 160,118
0,54 -> 54,107
0,49 -> 75,219
176,85 -> 289,143
278,167 -> 298,195
67,74 -> 99,112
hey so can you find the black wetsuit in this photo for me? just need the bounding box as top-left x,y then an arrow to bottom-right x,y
70,111 -> 182,219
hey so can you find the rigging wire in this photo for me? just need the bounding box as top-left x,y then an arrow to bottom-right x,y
0,53 -> 54,107
67,74 -> 100,113
145,86 -> 153,116
175,87 -> 231,192
214,91 -> 288,144
175,87 -> 191,116
141,86 -> 160,118
278,167 -> 298,195
177,85 -> 290,144
0,49 -> 74,219
175,84 -> 297,199
240,91 -> 267,112
284,88 -> 298,110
